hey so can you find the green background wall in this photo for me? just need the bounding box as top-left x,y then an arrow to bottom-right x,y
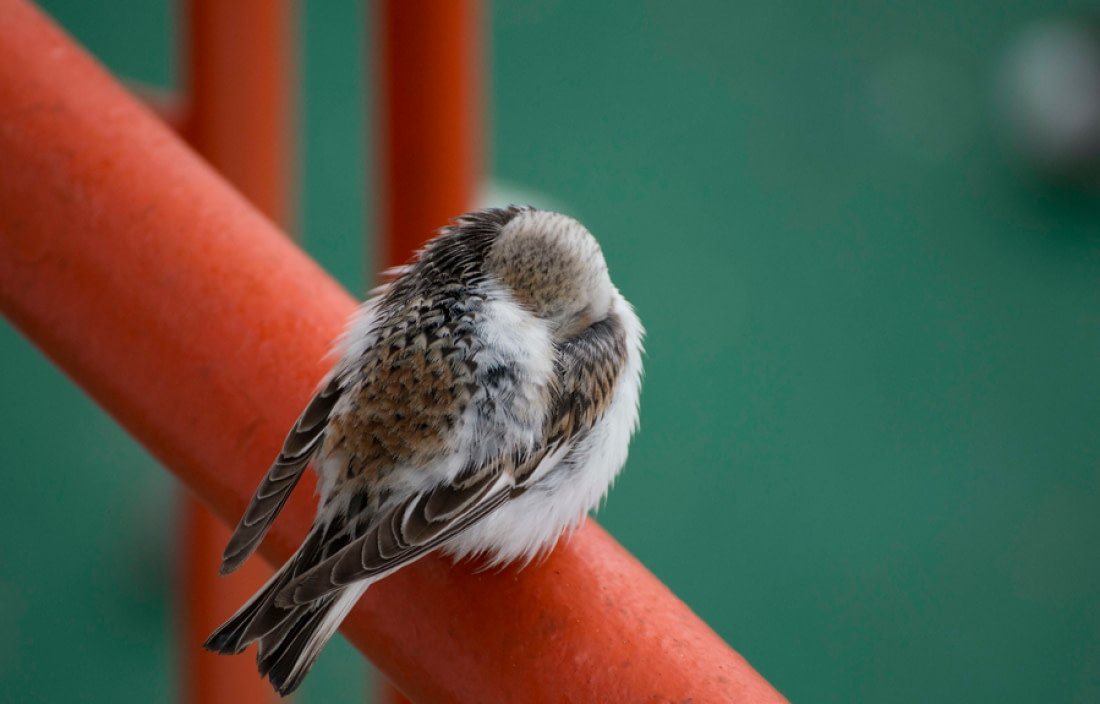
2,1 -> 1098,702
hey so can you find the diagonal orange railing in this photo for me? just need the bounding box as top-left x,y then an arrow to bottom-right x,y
0,1 -> 787,702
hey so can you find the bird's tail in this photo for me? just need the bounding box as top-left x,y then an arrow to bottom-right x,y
203,557 -> 369,696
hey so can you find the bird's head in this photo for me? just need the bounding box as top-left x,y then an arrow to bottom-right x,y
486,209 -> 614,340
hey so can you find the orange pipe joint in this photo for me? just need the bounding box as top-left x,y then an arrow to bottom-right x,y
0,2 -> 787,702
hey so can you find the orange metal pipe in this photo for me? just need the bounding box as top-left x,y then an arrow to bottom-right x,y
377,0 -> 483,269
186,0 -> 296,229
0,2 -> 786,702
176,2 -> 296,703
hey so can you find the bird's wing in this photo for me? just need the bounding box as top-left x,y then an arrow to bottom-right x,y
275,311 -> 631,606
219,373 -> 345,576
540,312 -> 631,465
274,450 -> 543,607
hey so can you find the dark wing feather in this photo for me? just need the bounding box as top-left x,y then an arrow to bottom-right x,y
538,312 -> 630,467
275,466 -> 531,606
220,374 -> 344,575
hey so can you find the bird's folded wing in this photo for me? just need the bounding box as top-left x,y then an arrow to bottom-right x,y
275,467 -> 523,607
220,374 -> 345,575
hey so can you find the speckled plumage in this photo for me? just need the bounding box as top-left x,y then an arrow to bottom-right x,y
204,207 -> 644,695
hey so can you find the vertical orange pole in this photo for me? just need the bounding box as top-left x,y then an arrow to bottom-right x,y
376,0 -> 484,269
374,3 -> 484,701
177,2 -> 295,703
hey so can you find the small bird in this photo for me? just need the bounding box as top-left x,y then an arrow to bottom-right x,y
203,206 -> 644,694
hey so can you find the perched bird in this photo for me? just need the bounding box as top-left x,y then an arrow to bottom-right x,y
203,206 -> 644,695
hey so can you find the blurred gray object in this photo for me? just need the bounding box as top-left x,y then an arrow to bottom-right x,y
1000,15 -> 1100,179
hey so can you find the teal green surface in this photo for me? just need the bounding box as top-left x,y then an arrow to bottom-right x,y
3,1 -> 1099,702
